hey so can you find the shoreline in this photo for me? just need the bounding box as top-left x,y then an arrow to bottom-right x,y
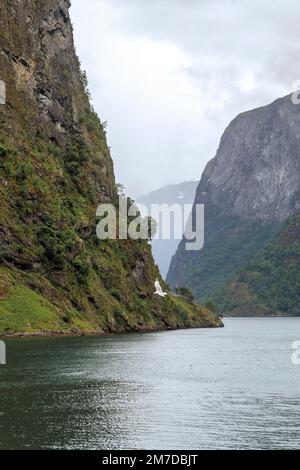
0,321 -> 224,340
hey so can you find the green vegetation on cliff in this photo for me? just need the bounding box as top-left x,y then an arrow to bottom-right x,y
168,205 -> 279,302
0,0 -> 221,335
215,212 -> 300,316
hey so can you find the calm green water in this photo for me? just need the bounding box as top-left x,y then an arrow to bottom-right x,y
0,318 -> 300,450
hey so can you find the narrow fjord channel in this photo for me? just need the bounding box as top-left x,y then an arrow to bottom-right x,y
1,318 -> 300,450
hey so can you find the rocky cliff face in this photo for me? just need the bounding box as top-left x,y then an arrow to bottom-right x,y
0,0 -> 222,335
0,0 -> 113,185
167,95 -> 300,311
196,95 -> 300,222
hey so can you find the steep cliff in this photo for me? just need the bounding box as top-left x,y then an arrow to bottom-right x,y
0,0 -> 222,335
167,94 -> 300,313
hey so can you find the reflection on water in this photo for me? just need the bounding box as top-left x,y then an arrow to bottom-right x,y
0,318 -> 300,449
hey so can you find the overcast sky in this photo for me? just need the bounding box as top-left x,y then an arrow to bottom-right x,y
70,0 -> 300,198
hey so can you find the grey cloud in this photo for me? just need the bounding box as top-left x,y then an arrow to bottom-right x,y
71,0 -> 299,197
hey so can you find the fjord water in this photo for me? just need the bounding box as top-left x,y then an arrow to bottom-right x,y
0,318 -> 300,450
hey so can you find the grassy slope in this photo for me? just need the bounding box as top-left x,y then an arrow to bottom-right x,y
0,266 -> 222,336
0,143 -> 221,334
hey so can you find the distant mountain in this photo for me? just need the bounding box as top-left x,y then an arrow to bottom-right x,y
136,180 -> 199,278
167,94 -> 300,315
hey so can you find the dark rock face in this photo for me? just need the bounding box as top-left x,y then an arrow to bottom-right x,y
0,0 -> 85,143
196,95 -> 300,222
167,95 -> 300,309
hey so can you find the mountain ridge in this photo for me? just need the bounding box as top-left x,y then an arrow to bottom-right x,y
167,93 -> 300,315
